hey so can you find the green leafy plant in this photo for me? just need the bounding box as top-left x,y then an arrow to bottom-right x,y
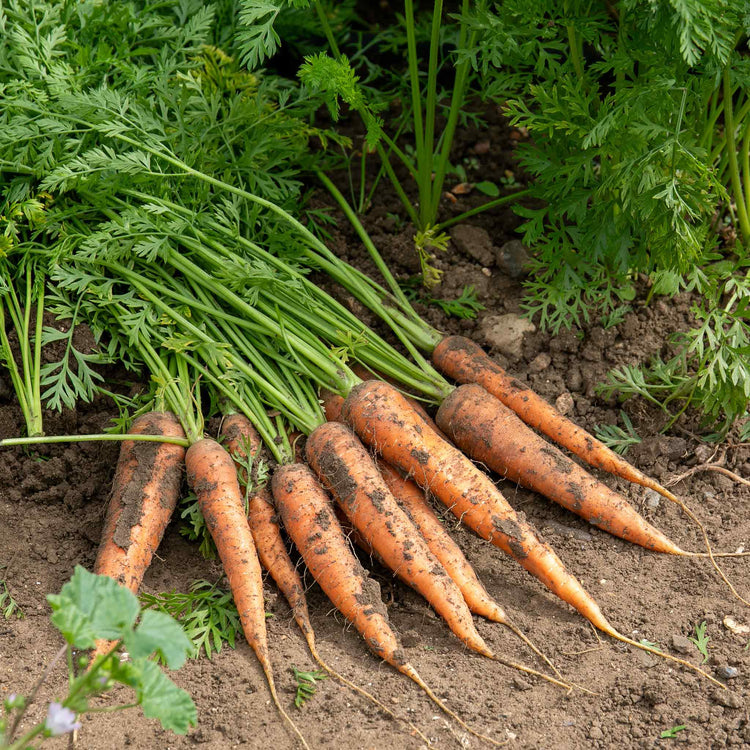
688,621 -> 710,664
0,567 -> 196,749
292,667 -> 327,708
140,580 -> 242,659
660,724 -> 687,739
594,411 -> 641,456
401,281 -> 485,320
0,580 -> 22,621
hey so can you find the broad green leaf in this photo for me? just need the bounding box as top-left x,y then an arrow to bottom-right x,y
136,659 -> 197,734
124,609 -> 193,669
474,181 -> 500,197
47,566 -> 139,648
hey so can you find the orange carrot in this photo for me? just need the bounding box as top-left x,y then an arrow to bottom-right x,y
220,415 -> 423,740
185,437 -> 309,750
272,462 -> 507,746
305,420 -> 492,658
432,335 -> 673,498
436,384 -> 688,554
341,380 -> 726,687
91,411 -> 185,658
377,460 -> 561,678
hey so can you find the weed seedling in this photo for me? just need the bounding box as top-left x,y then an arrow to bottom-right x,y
688,622 -> 710,664
292,667 -> 327,709
660,724 -> 687,739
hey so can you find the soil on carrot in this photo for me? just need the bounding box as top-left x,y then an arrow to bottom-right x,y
2,112 -> 750,750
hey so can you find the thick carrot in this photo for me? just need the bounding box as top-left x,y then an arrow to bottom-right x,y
91,411 -> 185,659
272,463 -> 506,746
305,421 -> 492,658
432,335 -> 673,498
377,460 -> 562,679
185,437 -> 309,750
341,380 -> 726,687
436,384 -> 687,554
220,415 -> 423,740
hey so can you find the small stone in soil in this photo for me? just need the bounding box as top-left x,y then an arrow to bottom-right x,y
716,665 -> 739,680
529,352 -> 551,372
495,239 -> 531,278
555,392 -> 575,416
512,676 -> 532,691
479,313 -> 536,359
644,490 -> 660,510
449,224 -> 495,267
635,650 -> 658,668
670,634 -> 694,654
712,690 -> 744,709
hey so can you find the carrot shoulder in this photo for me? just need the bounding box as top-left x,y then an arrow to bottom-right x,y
436,383 -> 686,555
305,421 -> 493,658
432,335 -> 664,493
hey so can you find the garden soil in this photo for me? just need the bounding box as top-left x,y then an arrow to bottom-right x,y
2,110 -> 750,749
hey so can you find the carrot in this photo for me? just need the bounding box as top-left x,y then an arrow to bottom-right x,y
91,411 -> 185,658
272,462 -> 507,747
432,335 -> 675,499
341,380 -> 726,687
220,415 -> 425,741
377,460 -> 563,680
305,420 -> 492,659
185,437 -> 309,750
436,383 -> 688,554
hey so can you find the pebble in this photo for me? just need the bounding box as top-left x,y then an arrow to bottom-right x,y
635,650 -> 658,668
555,392 -> 575,416
46,546 -> 59,565
588,726 -> 605,740
644,490 -> 660,510
716,666 -> 739,680
480,313 -> 536,359
495,240 -> 531,278
671,634 -> 694,654
528,352 -> 551,372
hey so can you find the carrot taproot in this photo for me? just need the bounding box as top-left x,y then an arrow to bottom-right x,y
341,380 -> 726,687
91,411 -> 185,659
436,383 -> 687,554
305,420 -> 492,659
185,437 -> 309,750
220,415 -> 424,741
272,462 -> 507,747
432,335 -> 673,498
377,460 -> 562,680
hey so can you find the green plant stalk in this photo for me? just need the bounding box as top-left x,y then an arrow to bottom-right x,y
723,66 -> 750,242
0,264 -> 44,436
432,188 -> 533,233
0,433 -> 190,448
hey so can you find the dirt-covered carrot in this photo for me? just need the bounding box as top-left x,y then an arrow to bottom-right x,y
377,460 -> 561,677
186,437 -> 309,750
305,420 -> 493,658
91,411 -> 185,658
341,380 -> 726,687
272,463 -> 506,746
436,384 -> 688,554
432,335 -> 675,497
220,415 -> 425,740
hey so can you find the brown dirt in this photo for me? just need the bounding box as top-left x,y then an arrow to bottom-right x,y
2,119 -> 750,749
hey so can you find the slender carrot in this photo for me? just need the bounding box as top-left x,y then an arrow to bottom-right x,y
185,437 -> 309,750
220,415 -> 427,742
305,420 -> 493,658
436,384 -> 687,554
341,380 -> 726,688
432,335 -> 674,498
91,411 -> 185,658
377,460 -> 562,679
272,463 -> 507,747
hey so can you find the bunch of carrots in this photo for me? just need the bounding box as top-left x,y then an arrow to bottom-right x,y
38,191 -> 740,746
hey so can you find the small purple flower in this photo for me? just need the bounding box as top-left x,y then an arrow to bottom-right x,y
44,702 -> 81,736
